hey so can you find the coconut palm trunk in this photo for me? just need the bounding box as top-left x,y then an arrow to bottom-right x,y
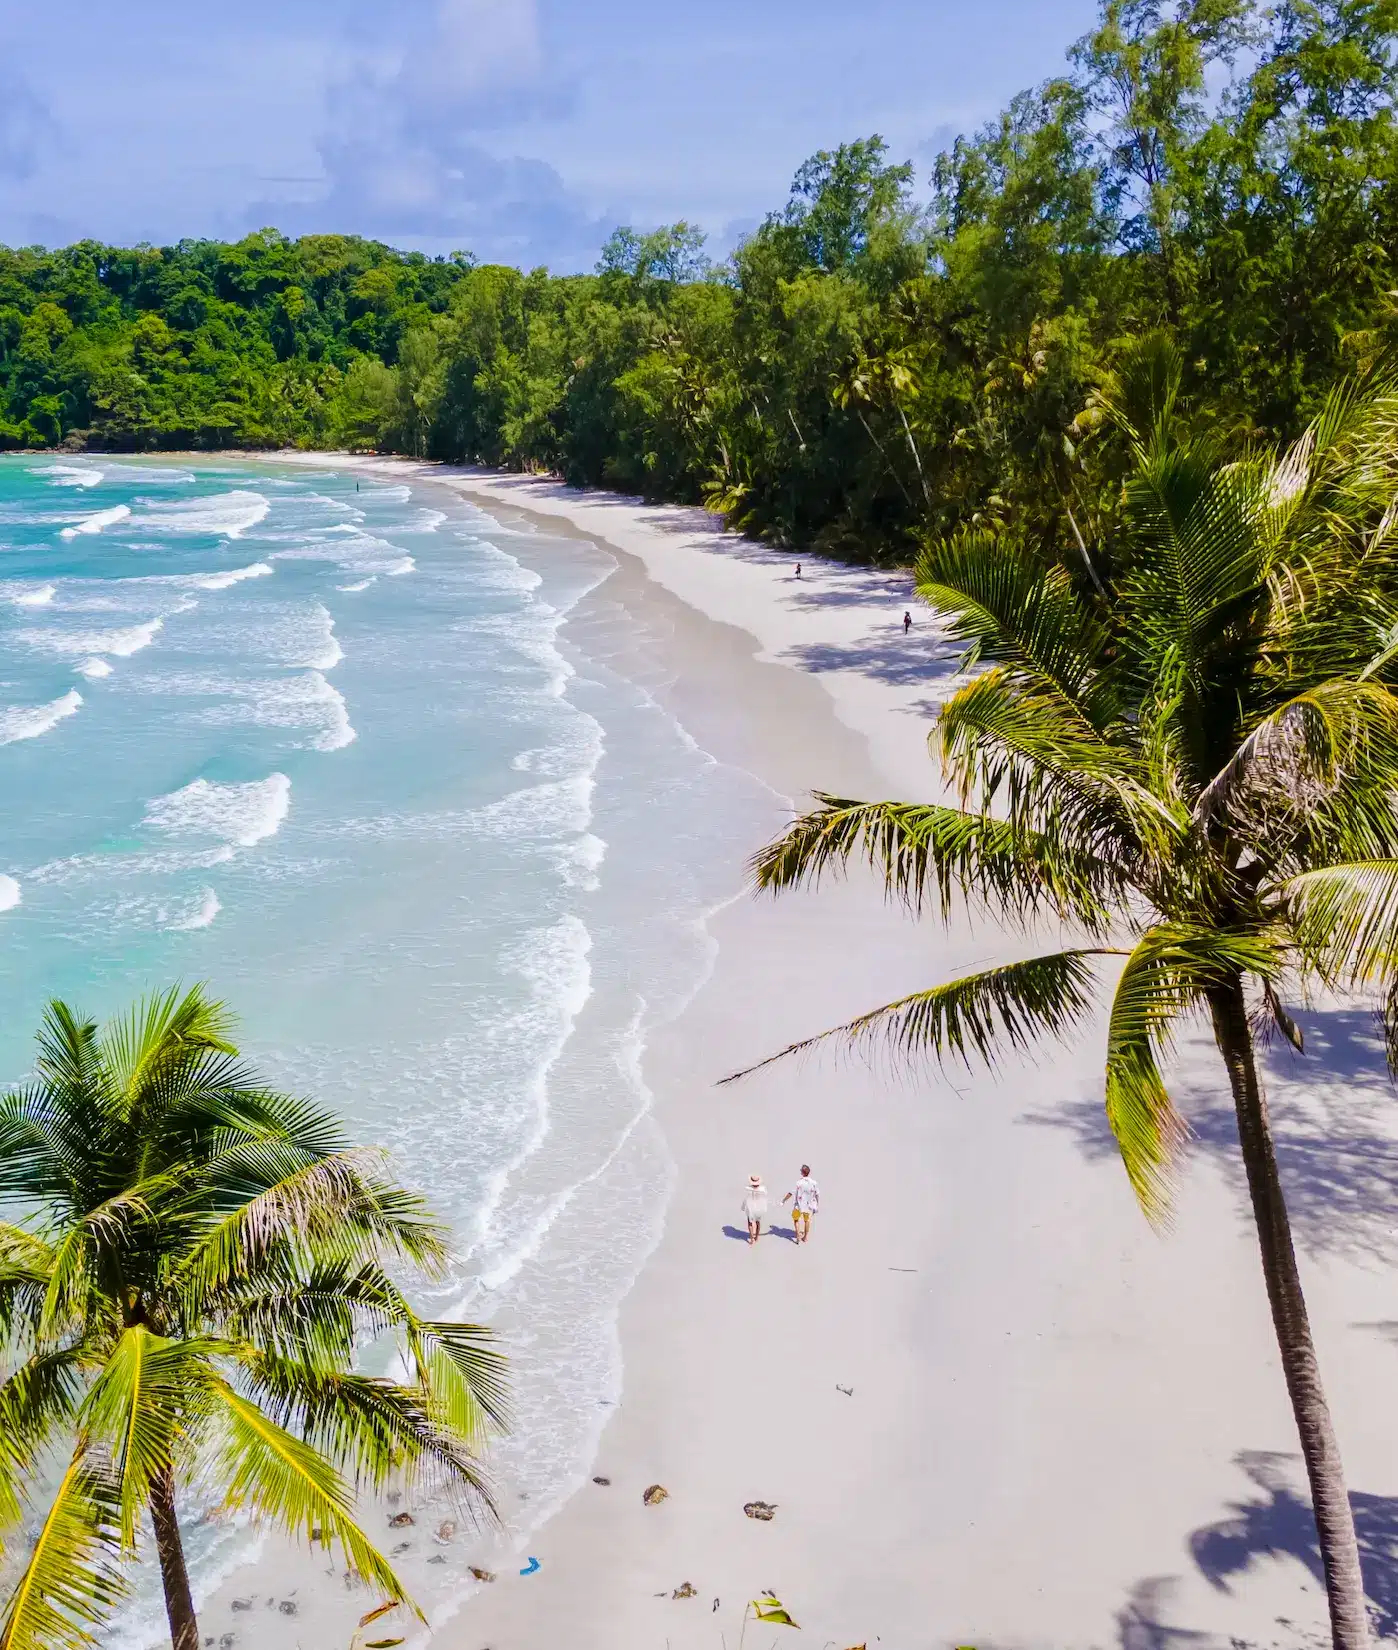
149,1470 -> 198,1650
1209,977 -> 1368,1648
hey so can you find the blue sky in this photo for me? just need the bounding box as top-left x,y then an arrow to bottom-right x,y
0,0 -> 1099,269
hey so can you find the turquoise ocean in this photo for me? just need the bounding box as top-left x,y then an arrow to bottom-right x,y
0,454 -> 775,1638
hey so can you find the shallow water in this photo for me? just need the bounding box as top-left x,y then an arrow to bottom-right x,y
0,454 -> 776,1639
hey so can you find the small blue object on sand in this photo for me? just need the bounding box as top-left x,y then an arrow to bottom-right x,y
520,1557 -> 541,1576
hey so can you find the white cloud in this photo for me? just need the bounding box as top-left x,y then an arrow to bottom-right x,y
261,0 -> 610,264
401,0 -> 543,109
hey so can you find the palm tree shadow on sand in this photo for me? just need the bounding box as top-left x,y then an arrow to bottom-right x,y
1024,1006 -> 1398,1266
1022,1009 -> 1398,1642
1186,1451 -> 1398,1642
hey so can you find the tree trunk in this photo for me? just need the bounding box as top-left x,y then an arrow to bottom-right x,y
150,1466 -> 199,1650
1209,977 -> 1369,1649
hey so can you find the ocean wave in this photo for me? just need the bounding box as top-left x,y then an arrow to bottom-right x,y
223,601 -> 342,671
29,844 -> 235,886
472,915 -> 595,1275
143,773 -> 291,848
303,672 -> 355,750
133,490 -> 270,539
76,658 -> 113,679
333,774 -> 594,844
0,688 -> 82,744
0,875 -> 19,912
510,712 -> 605,780
500,781 -> 608,844
22,615 -> 167,658
189,562 -> 273,591
103,464 -> 196,485
336,578 -> 374,593
411,508 -> 447,532
59,504 -> 131,539
364,483 -> 411,502
454,540 -> 543,595
298,491 -> 358,514
302,603 -> 342,670
271,532 -> 414,578
201,670 -> 355,752
167,887 -> 221,930
552,831 -> 606,892
37,463 -> 103,488
2,583 -> 55,606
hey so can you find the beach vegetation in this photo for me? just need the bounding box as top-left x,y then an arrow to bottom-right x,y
733,343 -> 1398,1649
0,985 -> 506,1650
3,0 -> 1398,570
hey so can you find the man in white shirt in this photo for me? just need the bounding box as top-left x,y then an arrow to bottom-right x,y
782,1164 -> 820,1245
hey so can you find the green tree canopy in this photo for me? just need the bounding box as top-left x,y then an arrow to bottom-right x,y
0,985 -> 506,1650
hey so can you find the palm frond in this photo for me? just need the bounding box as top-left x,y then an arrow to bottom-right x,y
1192,679 -> 1398,853
0,1350 -> 84,1538
101,984 -> 238,1109
201,1376 -> 413,1613
0,1226 -> 54,1343
0,1451 -> 126,1650
1085,330 -> 1184,460
0,1088 -> 92,1214
1119,447 -> 1270,719
720,950 -> 1108,1082
81,1328 -> 204,1549
177,1150 -> 449,1301
1281,859 -> 1398,987
411,1322 -> 511,1444
235,1350 -> 497,1513
749,793 -> 1119,934
915,531 -> 1115,721
1103,924 -> 1280,1222
937,670 -> 1181,861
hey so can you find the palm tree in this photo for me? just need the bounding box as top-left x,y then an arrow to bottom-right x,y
732,341 -> 1398,1649
0,985 -> 507,1650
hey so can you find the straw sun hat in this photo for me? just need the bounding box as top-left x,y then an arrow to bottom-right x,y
748,1173 -> 762,1186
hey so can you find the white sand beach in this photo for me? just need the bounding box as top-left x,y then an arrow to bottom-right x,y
210,454 -> 1398,1650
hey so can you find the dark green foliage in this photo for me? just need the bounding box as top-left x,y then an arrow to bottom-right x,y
0,230 -> 473,453
4,0 -> 1398,564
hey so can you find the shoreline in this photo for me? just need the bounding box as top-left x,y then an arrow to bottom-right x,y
131,452 -> 1398,1646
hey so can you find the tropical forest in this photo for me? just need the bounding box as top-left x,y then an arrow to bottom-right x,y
3,0 -> 1395,564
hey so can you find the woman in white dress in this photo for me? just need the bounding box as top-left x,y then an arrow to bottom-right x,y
741,1173 -> 768,1245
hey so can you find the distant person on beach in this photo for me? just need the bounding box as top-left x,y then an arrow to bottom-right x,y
903,610 -> 912,633
782,1165 -> 820,1244
794,562 -> 802,579
742,1173 -> 769,1245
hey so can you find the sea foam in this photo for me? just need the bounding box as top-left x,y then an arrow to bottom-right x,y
272,533 -> 413,578
24,617 -> 166,658
204,671 -> 355,752
167,888 -> 221,930
0,875 -> 20,912
143,773 -> 291,848
190,562 -> 273,591
3,584 -> 56,607
42,464 -> 103,489
60,504 -> 131,539
301,603 -> 342,670
0,688 -> 83,744
135,491 -> 270,539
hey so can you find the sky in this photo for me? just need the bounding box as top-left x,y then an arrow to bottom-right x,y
0,0 -> 1100,270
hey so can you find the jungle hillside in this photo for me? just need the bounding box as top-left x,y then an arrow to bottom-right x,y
3,0 -> 1397,562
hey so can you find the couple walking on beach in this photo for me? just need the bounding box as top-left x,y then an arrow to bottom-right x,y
742,1165 -> 819,1246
